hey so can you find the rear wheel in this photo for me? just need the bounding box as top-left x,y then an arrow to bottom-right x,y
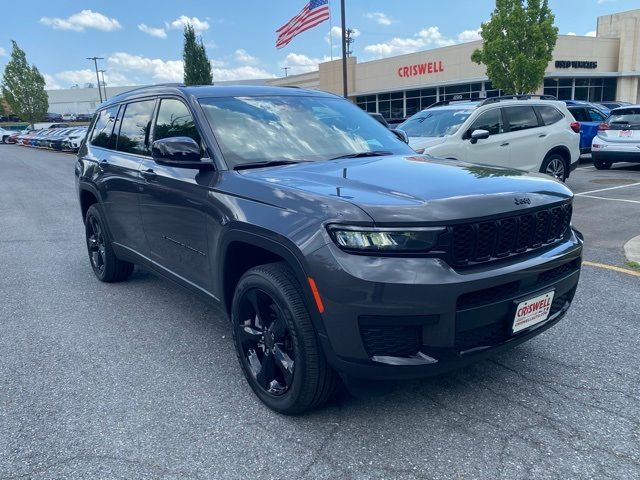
594,158 -> 612,170
541,153 -> 568,182
84,204 -> 134,282
231,262 -> 339,414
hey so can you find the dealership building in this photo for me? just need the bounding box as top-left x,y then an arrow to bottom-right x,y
47,9 -> 639,120
271,8 -> 640,120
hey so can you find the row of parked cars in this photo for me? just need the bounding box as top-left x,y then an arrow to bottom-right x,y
393,97 -> 639,180
0,126 -> 88,152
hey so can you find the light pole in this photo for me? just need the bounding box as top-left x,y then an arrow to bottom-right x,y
99,70 -> 107,100
86,57 -> 104,102
281,67 -> 290,77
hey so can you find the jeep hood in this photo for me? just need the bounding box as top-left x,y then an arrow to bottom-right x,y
243,155 -> 573,223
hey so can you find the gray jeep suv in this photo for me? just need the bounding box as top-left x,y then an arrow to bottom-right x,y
75,85 -> 583,414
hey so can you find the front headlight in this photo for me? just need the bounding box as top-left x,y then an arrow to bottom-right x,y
328,225 -> 445,253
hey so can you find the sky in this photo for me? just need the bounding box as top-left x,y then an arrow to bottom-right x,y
0,0 -> 637,90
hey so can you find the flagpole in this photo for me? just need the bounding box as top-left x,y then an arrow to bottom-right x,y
340,0 -> 348,98
328,0 -> 334,61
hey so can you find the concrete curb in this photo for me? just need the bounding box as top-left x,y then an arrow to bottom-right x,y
624,235 -> 640,263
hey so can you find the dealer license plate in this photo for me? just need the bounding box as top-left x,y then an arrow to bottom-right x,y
512,291 -> 555,334
619,130 -> 632,137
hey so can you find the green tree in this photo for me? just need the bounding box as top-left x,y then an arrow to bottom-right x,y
183,24 -> 213,86
1,41 -> 49,126
471,0 -> 558,95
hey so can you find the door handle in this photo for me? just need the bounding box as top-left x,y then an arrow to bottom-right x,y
141,168 -> 157,179
500,142 -> 510,147
539,134 -> 547,138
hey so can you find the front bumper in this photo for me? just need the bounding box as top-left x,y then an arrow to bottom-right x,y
307,229 -> 583,380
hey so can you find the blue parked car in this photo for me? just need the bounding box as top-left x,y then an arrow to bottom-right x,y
564,100 -> 610,153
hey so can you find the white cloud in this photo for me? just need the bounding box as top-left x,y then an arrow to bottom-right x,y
586,30 -> 597,37
566,32 -> 577,36
44,69 -> 130,89
107,52 -> 274,84
234,49 -> 258,65
364,27 -> 457,58
597,0 -> 616,4
0,47 -> 6,57
44,74 -> 62,90
138,24 -> 167,39
211,66 -> 275,81
108,52 -> 184,82
280,53 -> 332,73
457,28 -> 482,43
365,12 -> 393,26
40,10 -> 122,32
166,15 -> 210,33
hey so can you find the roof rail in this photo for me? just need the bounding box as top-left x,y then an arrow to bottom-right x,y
478,94 -> 557,107
115,83 -> 186,96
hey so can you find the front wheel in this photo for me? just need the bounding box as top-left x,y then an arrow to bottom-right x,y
541,154 -> 568,182
84,204 -> 134,282
231,263 -> 339,414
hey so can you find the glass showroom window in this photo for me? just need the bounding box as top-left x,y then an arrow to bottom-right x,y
356,95 -> 377,113
544,78 -> 617,102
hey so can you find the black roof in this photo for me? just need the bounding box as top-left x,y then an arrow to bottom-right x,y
101,84 -> 335,108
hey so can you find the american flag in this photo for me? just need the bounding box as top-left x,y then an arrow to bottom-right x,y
276,0 -> 330,49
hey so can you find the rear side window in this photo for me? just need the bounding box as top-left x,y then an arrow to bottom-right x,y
468,109 -> 503,136
588,108 -> 607,123
568,107 -> 589,122
536,106 -> 564,126
89,106 -> 119,149
505,106 -> 539,132
116,100 -> 156,156
153,98 -> 201,144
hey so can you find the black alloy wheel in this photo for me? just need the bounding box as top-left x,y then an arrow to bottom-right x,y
237,288 -> 295,396
231,263 -> 339,414
87,215 -> 107,276
84,204 -> 134,282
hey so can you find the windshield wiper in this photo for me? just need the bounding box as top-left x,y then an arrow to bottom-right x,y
234,160 -> 306,170
329,150 -> 394,160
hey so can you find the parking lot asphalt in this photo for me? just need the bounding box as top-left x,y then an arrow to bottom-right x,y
1,146 -> 639,480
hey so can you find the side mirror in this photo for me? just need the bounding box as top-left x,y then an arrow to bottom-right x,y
151,136 -> 212,168
469,129 -> 490,144
391,128 -> 409,144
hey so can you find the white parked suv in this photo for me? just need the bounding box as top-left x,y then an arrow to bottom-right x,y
591,105 -> 640,170
0,127 -> 12,144
399,96 -> 581,181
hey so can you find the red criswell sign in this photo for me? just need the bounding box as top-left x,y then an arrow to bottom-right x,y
397,61 -> 444,78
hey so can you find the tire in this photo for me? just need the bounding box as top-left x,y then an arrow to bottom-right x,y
593,158 -> 612,170
540,153 -> 568,182
84,204 -> 134,282
1,136 -> 8,144
231,262 -> 339,414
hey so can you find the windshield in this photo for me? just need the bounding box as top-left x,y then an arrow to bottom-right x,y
198,95 -> 412,167
399,109 -> 472,138
607,109 -> 640,130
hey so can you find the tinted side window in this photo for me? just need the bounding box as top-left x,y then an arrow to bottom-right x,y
116,100 -> 156,156
588,108 -> 606,122
469,109 -> 503,136
154,99 -> 201,145
89,106 -> 119,149
568,107 -> 589,122
536,106 -> 564,126
505,106 -> 539,132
